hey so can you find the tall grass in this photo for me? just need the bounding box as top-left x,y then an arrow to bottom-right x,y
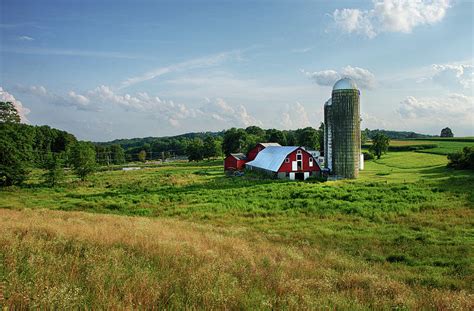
1,209 -> 472,309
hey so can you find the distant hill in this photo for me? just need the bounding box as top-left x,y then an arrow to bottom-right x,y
95,127 -> 435,160
363,129 -> 435,140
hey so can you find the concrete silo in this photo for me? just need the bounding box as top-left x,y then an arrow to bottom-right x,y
326,78 -> 360,179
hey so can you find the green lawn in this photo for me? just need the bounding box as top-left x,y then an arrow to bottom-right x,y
364,138 -> 474,155
1,151 -> 473,309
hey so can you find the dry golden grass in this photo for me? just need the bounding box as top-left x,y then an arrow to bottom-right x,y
1,208 -> 472,309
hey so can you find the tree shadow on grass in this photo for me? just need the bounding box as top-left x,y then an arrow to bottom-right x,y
418,166 -> 474,203
63,174 -> 291,201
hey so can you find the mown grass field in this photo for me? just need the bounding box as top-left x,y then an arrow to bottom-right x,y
364,138 -> 474,155
1,151 -> 473,309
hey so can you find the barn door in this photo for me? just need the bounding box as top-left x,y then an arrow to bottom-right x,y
292,161 -> 297,171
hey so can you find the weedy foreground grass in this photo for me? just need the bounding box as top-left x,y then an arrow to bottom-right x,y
0,151 -> 473,309
1,208 -> 472,309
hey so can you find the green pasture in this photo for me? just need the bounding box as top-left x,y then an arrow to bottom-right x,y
1,150 -> 473,308
364,138 -> 474,155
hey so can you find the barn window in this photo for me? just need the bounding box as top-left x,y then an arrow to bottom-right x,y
309,158 -> 313,163
297,150 -> 302,154
285,157 -> 289,163
297,154 -> 302,160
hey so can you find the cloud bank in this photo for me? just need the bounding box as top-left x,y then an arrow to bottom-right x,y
16,84 -> 262,130
303,65 -> 375,89
432,64 -> 473,90
333,0 -> 451,38
397,93 -> 473,131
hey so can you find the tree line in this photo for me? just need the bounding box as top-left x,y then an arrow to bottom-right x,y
1,102 -> 127,186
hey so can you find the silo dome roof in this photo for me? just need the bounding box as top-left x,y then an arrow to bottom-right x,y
333,78 -> 358,91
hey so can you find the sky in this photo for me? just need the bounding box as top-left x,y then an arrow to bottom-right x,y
0,0 -> 473,141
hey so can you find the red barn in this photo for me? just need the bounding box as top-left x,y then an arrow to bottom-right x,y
246,142 -> 281,161
245,146 -> 320,180
224,153 -> 247,171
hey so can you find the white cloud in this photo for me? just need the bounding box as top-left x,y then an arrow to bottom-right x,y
332,0 -> 451,38
333,8 -> 377,39
68,91 -> 90,107
361,112 -> 389,129
302,69 -> 340,86
280,102 -> 311,129
17,35 -> 34,41
303,65 -> 375,89
0,87 -> 31,122
432,64 -> 473,89
340,66 -> 376,89
16,83 -> 261,129
397,94 -> 473,130
119,50 -> 242,89
16,85 -> 97,111
198,98 -> 262,128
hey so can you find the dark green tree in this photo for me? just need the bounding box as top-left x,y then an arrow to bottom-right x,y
110,144 -> 126,164
245,126 -> 265,138
187,138 -> 205,161
138,150 -> 147,162
222,128 -> 248,155
440,127 -> 454,137
203,136 -> 219,159
447,147 -> 474,169
361,128 -> 370,144
69,142 -> 96,181
43,154 -> 65,187
369,133 -> 390,159
296,127 -> 319,149
0,101 -> 21,123
285,131 -> 297,146
266,129 -> 287,145
0,123 -> 34,186
317,123 -> 324,153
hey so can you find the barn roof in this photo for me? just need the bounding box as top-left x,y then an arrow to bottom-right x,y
259,142 -> 281,147
246,146 -> 299,172
229,153 -> 247,160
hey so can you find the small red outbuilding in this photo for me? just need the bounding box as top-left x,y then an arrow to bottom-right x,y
224,153 -> 247,171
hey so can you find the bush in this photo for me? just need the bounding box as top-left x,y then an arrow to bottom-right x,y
363,151 -> 374,160
447,147 -> 474,170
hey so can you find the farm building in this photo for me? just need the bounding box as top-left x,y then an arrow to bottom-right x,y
246,146 -> 320,180
246,142 -> 281,161
324,77 -> 363,179
224,153 -> 247,171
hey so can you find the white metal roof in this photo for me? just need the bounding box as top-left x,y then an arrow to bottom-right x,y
333,78 -> 358,91
259,142 -> 281,147
230,153 -> 246,160
246,146 -> 299,172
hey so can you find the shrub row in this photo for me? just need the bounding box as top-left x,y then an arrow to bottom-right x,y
362,144 -> 438,152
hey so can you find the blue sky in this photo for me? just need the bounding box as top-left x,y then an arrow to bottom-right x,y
1,0 -> 473,141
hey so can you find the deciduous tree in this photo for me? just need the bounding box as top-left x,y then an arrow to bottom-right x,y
369,133 -> 390,159
69,142 -> 96,181
440,127 -> 454,137
43,154 -> 65,187
0,101 -> 20,123
187,138 -> 205,161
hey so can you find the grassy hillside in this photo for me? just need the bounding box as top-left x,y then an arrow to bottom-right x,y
1,151 -> 473,309
364,139 -> 474,155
